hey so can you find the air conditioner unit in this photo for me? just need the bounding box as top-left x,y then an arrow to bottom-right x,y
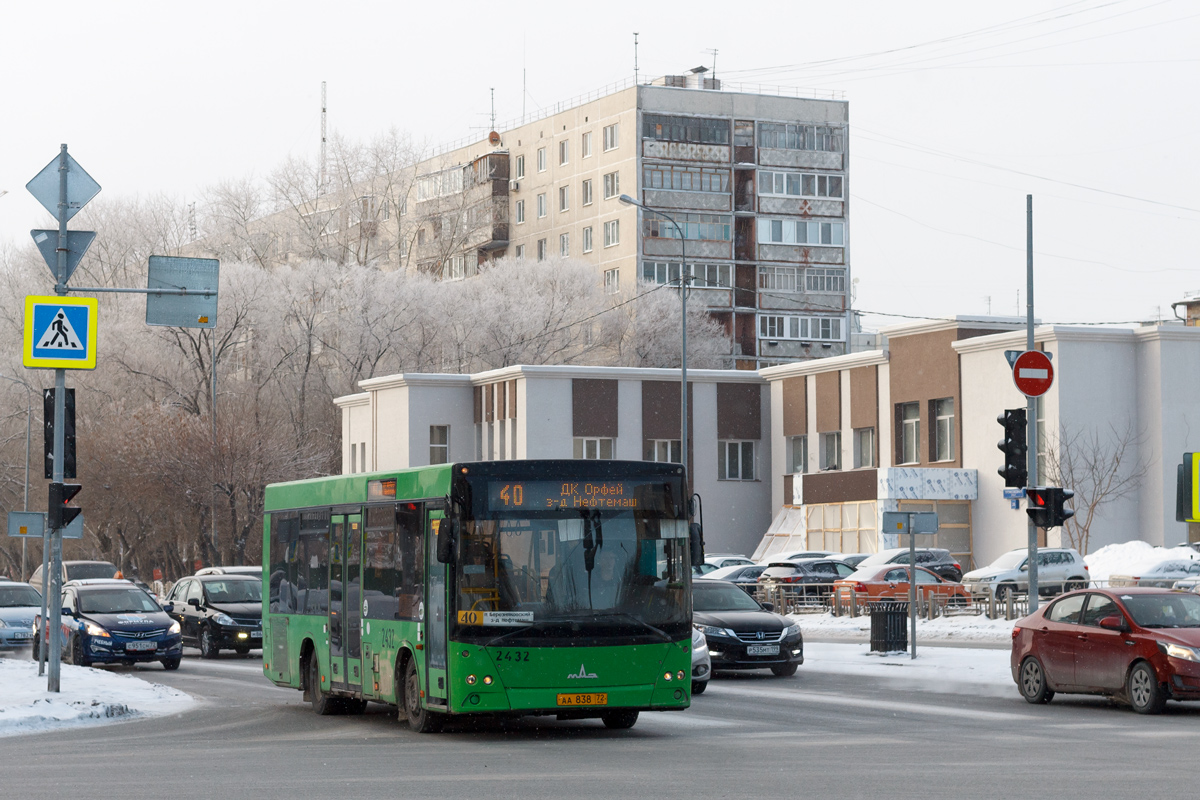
509,180 -> 520,192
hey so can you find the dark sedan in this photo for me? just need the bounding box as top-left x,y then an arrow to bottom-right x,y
757,558 -> 857,596
693,580 -> 803,677
166,574 -> 262,658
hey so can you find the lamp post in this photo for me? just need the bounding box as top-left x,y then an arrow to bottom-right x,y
0,374 -> 34,580
618,194 -> 689,474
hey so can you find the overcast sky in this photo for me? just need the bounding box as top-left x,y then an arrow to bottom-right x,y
2,0 -> 1197,330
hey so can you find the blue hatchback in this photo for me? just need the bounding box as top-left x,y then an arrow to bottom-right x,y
34,579 -> 183,670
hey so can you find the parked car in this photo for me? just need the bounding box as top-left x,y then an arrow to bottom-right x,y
1012,588 -> 1200,714
32,579 -> 182,669
165,574 -> 263,657
690,626 -> 711,695
194,565 -> 263,578
705,555 -> 755,570
693,563 -> 720,576
28,560 -> 119,593
0,582 -> 42,650
692,580 -> 803,677
1110,559 -> 1200,588
833,564 -> 970,605
963,548 -> 1089,597
757,559 -> 857,596
839,553 -> 872,569
701,564 -> 767,591
757,550 -> 839,565
854,548 -> 963,583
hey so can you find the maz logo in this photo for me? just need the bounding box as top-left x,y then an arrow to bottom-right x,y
567,664 -> 598,679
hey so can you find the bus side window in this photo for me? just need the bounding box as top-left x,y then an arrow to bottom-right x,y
269,512 -> 299,613
364,504 -> 401,621
396,503 -> 423,621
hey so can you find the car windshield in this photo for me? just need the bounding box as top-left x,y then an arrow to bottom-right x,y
1121,593 -> 1200,627
694,584 -> 764,612
763,566 -> 799,577
67,563 -> 118,581
856,551 -> 901,568
78,588 -> 162,614
204,580 -> 261,603
846,566 -> 887,581
0,585 -> 41,607
989,551 -> 1027,570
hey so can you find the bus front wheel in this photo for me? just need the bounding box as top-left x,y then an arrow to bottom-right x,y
403,657 -> 443,733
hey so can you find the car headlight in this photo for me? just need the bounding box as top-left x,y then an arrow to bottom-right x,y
1163,642 -> 1200,662
212,613 -> 236,626
168,621 -> 181,634
85,622 -> 110,638
694,623 -> 735,638
0,619 -> 7,628
783,622 -> 802,638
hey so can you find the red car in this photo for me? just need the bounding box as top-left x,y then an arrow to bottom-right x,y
832,564 -> 970,604
1011,588 -> 1200,714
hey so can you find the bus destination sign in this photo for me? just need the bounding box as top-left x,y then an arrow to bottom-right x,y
488,480 -> 645,511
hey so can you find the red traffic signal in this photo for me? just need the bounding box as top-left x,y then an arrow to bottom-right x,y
48,482 -> 81,530
1026,487 -> 1073,529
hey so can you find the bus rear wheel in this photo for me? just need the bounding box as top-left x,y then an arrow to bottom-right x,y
601,710 -> 639,730
309,653 -> 336,715
403,657 -> 443,733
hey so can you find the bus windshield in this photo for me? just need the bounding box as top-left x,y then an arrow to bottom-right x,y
453,509 -> 690,643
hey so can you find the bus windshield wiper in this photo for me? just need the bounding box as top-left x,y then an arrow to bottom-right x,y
580,610 -> 673,643
483,621 -> 550,648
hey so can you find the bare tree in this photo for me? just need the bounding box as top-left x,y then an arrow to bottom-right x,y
1043,421 -> 1147,555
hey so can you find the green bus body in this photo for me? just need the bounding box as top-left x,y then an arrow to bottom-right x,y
262,460 -> 694,726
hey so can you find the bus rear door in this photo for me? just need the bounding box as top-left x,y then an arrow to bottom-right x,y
424,509 -> 448,707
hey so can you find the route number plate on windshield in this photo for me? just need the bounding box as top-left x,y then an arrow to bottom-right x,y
125,640 -> 156,651
746,644 -> 780,656
557,693 -> 608,706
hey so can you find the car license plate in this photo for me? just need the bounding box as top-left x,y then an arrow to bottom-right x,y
747,644 -> 780,656
251,631 -> 262,639
557,692 -> 608,706
125,640 -> 156,652
12,632 -> 33,641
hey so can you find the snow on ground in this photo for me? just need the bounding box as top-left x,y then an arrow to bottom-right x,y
791,610 -> 1016,644
0,654 -> 194,738
1085,540 -> 1200,583
801,641 -> 1014,696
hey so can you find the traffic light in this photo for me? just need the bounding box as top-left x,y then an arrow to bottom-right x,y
1026,487 -> 1074,528
48,482 -> 82,530
996,408 -> 1028,488
43,388 -> 76,480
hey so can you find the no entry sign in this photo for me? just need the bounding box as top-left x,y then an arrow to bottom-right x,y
1012,350 -> 1053,397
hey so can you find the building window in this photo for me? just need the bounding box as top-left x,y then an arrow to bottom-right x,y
757,218 -> 845,247
430,425 -> 449,464
644,213 -> 732,242
558,140 -> 569,165
515,200 -> 525,224
515,244 -> 525,258
582,226 -> 593,253
515,155 -> 525,179
349,442 -> 357,474
603,123 -> 619,151
603,171 -> 620,199
360,442 -> 366,473
603,220 -> 619,248
788,435 -> 808,474
642,165 -> 730,193
757,170 -> 844,199
560,232 -> 570,257
718,441 -> 756,481
757,123 -> 844,153
574,437 -> 614,459
899,402 -> 920,465
806,268 -> 846,293
642,261 -> 731,289
759,266 -> 798,292
581,131 -> 593,158
820,431 -> 841,471
536,238 -> 547,261
604,268 -> 619,294
645,439 -> 681,463
581,179 -> 593,206
933,398 -> 955,462
537,147 -> 546,172
537,193 -> 547,218
558,185 -> 569,212
854,427 -> 875,468
445,255 -> 466,280
642,114 -> 730,145
756,314 -> 843,341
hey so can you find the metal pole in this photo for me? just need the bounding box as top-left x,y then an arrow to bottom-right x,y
21,400 -> 29,580
908,515 -> 917,660
48,144 -> 68,692
677,218 -> 688,482
210,331 -> 217,562
1026,194 -> 1039,613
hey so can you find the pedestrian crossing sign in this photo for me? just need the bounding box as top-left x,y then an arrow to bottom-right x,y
23,295 -> 98,370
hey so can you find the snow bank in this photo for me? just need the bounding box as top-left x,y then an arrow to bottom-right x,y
791,611 -> 1015,644
0,656 -> 194,738
803,641 -> 1014,694
1085,540 -> 1200,583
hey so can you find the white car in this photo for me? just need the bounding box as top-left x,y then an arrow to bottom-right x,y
194,566 -> 262,577
758,550 -> 839,565
705,556 -> 755,570
962,547 -> 1089,598
691,626 -> 711,695
1111,559 -> 1200,588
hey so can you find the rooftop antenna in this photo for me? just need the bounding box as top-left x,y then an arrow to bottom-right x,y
490,87 -> 496,131
188,201 -> 198,242
522,35 -> 527,123
319,81 -> 327,196
708,48 -> 718,80
634,32 -> 639,84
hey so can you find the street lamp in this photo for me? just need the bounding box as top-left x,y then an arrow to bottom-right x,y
618,194 -> 690,475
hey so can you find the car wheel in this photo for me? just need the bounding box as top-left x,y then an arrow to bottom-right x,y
199,627 -> 219,660
771,663 -> 798,677
71,636 -> 92,668
691,680 -> 707,695
1128,662 -> 1167,714
31,631 -> 39,661
161,657 -> 181,671
403,656 -> 443,732
1066,577 -> 1088,591
601,710 -> 640,729
1018,656 -> 1054,704
995,583 -> 1013,601
235,646 -> 251,656
308,652 -> 337,716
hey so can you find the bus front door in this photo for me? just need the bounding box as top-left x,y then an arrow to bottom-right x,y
424,511 -> 448,706
329,511 -> 364,693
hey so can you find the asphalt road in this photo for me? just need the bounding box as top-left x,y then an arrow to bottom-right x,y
4,646 -> 1200,799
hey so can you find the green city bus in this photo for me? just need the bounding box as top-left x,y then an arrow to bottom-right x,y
262,459 -> 702,731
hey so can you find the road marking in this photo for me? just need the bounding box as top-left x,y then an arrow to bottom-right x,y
711,684 -> 1037,722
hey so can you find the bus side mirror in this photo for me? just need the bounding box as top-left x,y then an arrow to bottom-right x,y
689,523 -> 705,568
437,518 -> 457,564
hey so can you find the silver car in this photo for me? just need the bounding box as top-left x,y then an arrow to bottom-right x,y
0,582 -> 42,651
691,626 -> 711,695
962,547 -> 1088,597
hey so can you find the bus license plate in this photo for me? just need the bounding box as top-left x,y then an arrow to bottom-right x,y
126,640 -> 156,652
557,693 -> 608,706
747,644 -> 780,656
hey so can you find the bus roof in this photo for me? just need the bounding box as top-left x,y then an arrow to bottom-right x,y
264,464 -> 454,512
